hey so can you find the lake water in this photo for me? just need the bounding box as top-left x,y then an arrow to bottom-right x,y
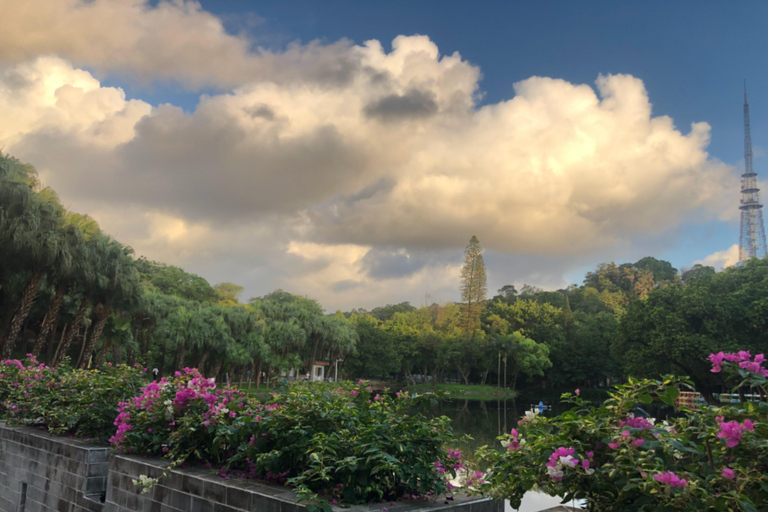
424,390 -> 607,512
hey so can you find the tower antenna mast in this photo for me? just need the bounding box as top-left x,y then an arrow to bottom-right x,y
738,80 -> 768,262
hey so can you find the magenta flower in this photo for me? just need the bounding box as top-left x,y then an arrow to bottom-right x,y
653,471 -> 688,487
721,468 -> 735,479
632,438 -> 644,447
608,442 -> 620,449
575,389 -> 580,395
709,351 -> 725,372
717,421 -> 743,448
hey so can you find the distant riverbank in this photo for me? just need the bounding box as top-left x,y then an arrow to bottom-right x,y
404,383 -> 518,401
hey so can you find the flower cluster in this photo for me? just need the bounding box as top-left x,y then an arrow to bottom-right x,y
653,471 -> 688,488
715,417 -> 755,448
110,367 -> 250,457
545,447 -> 579,482
501,428 -> 522,451
1,357 -> 146,441
709,351 -> 768,376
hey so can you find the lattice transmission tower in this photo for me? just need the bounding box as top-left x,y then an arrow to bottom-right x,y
739,82 -> 768,262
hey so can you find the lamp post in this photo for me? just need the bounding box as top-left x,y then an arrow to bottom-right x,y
335,358 -> 343,382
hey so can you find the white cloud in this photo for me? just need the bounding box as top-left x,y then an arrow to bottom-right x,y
0,8 -> 741,308
694,244 -> 740,270
0,0 -> 365,89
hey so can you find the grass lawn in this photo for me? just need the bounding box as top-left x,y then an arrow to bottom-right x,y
404,382 -> 517,398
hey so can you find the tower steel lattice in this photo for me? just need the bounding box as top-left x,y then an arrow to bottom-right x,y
739,82 -> 768,262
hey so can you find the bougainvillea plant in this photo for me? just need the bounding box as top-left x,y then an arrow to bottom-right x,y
477,351 -> 768,512
0,356 -> 146,440
111,373 -> 469,505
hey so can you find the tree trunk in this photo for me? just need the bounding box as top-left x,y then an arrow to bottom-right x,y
55,297 -> 90,366
212,359 -> 223,381
311,334 -> 321,367
113,344 -> 122,364
256,360 -> 263,389
3,272 -> 45,358
198,352 -> 209,374
33,286 -> 66,357
175,343 -> 186,371
51,324 -> 68,366
94,343 -> 110,368
75,323 -> 90,369
78,304 -> 109,369
45,314 -> 60,364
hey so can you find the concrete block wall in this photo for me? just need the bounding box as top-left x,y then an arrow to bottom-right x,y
0,423 -> 502,512
0,422 -> 108,512
105,454 -> 501,512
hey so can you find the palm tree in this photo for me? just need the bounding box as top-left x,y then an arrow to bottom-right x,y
0,194 -> 63,357
32,224 -> 84,357
77,236 -> 140,368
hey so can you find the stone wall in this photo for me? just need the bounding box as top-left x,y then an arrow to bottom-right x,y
0,422 -> 108,512
0,423 -> 501,512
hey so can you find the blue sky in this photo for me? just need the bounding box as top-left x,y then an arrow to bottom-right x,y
1,1 -> 765,308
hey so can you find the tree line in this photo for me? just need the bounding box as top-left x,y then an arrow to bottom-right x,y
0,154 -> 356,386
2,152 -> 766,395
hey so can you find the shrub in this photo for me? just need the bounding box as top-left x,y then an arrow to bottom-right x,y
0,356 -> 147,441
113,372 -> 465,504
478,351 -> 768,512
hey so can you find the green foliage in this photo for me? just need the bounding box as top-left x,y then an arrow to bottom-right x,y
0,356 -> 146,440
616,258 -> 768,397
111,370 -> 462,504
344,315 -> 400,379
460,235 -> 487,332
478,372 -> 768,511
137,258 -> 218,303
214,282 -> 245,303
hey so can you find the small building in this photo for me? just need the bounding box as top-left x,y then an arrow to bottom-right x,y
311,361 -> 329,382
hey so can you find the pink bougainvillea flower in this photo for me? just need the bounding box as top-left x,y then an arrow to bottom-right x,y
608,442 -> 620,449
632,438 -> 644,447
721,468 -> 735,479
575,389 -> 580,395
653,471 -> 688,487
717,421 -> 743,448
708,352 -> 725,371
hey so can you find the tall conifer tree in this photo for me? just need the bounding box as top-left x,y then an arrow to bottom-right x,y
460,235 -> 487,333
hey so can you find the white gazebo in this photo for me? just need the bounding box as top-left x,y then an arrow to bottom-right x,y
311,361 -> 329,381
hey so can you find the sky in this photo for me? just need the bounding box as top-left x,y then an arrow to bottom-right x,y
0,0 -> 766,310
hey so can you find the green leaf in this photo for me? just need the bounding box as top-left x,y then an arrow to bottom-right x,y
740,501 -> 758,512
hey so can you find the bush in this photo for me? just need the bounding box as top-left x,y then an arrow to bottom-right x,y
112,372 -> 467,504
0,356 -> 147,441
478,351 -> 768,512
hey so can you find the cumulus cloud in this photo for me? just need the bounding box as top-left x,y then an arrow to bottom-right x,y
0,17 -> 740,308
0,0 -> 362,89
694,244 -> 740,270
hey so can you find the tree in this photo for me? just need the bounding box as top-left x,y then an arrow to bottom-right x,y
681,264 -> 716,284
616,258 -> 768,400
633,256 -> 679,284
496,285 -> 517,302
214,282 -> 244,304
460,235 -> 487,333
345,315 -> 399,379
496,331 -> 551,391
